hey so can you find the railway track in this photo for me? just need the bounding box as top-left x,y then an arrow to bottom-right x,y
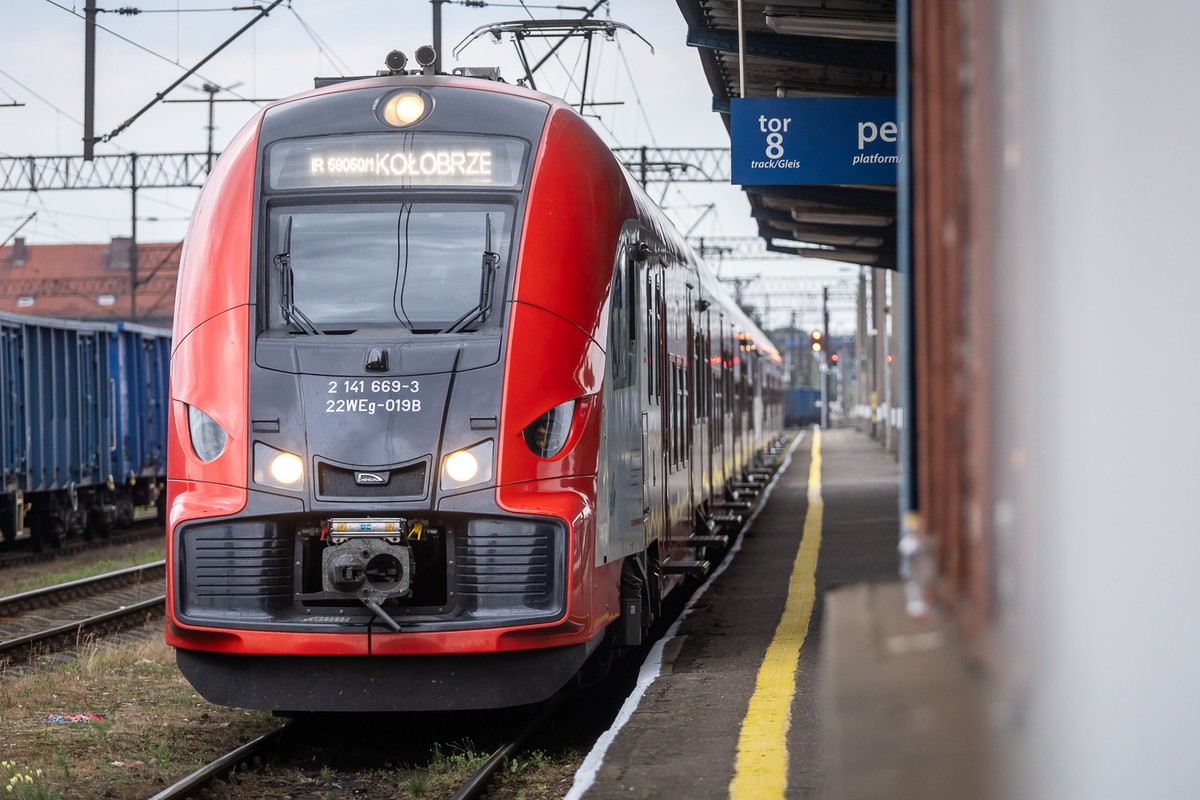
140,576 -> 698,800
0,560 -> 165,666
148,705 -> 553,800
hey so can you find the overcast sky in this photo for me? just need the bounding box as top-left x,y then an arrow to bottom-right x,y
0,0 -> 857,329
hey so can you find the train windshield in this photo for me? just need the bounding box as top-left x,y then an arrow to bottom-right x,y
265,203 -> 512,334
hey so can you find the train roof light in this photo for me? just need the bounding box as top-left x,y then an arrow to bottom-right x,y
384,50 -> 408,73
415,45 -> 437,71
380,91 -> 427,127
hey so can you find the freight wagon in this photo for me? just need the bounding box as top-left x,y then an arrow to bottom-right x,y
0,312 -> 170,549
784,386 -> 821,428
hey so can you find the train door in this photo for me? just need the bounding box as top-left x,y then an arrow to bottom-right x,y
711,313 -> 725,495
77,333 -> 101,487
662,267 -> 690,548
0,324 -> 25,542
701,310 -> 716,510
596,233 -> 646,564
642,254 -> 667,556
686,292 -> 698,523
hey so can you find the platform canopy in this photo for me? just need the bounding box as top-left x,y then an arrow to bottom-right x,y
675,0 -> 898,269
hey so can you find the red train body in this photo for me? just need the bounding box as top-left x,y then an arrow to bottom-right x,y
166,70 -> 784,712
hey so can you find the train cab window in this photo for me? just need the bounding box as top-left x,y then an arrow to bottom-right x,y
264,203 -> 512,334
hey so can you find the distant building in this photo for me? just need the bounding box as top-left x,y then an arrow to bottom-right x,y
0,236 -> 180,326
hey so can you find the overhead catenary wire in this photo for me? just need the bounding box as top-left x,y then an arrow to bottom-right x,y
450,1 -> 589,7
288,6 -> 354,76
614,33 -> 658,148
39,0 -> 266,107
98,0 -> 287,144
0,197 -> 127,224
98,5 -> 271,13
0,66 -> 86,129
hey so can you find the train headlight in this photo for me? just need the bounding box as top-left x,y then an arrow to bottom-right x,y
379,91 -> 428,127
270,452 -> 304,484
523,399 -> 576,459
254,443 -> 305,490
187,405 -> 228,463
440,440 -> 493,491
445,451 -> 478,483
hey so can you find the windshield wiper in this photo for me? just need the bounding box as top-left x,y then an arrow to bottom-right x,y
273,215 -> 323,335
441,213 -> 500,334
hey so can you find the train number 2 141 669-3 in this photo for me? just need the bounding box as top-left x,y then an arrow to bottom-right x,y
325,379 -> 422,414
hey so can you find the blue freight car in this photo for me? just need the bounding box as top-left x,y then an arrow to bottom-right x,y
0,312 -> 170,549
784,386 -> 821,428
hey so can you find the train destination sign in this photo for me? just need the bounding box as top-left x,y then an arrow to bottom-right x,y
268,134 -> 527,190
730,97 -> 900,185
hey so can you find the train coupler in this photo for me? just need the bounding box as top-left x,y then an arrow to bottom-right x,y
321,535 -> 413,632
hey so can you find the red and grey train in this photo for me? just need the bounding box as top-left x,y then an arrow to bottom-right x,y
166,52 -> 785,712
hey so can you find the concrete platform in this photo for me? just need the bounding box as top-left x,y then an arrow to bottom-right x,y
570,427 -> 905,799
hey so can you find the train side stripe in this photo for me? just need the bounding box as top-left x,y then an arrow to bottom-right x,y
730,427 -> 823,800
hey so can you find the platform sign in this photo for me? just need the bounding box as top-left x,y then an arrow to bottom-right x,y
730,97 -> 900,185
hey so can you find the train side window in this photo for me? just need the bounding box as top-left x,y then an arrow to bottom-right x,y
646,273 -> 656,404
626,252 -> 637,346
655,278 -> 665,405
679,360 -> 690,463
667,361 -> 676,469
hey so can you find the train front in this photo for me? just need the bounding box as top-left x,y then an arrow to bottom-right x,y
166,73 -> 623,712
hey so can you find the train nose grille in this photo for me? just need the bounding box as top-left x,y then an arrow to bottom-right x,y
455,520 -> 563,614
316,460 -> 427,499
180,522 -> 292,619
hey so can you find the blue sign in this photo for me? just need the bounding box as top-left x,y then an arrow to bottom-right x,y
730,97 -> 900,185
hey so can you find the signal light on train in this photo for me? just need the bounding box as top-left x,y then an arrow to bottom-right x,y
186,405 -> 228,463
380,91 -> 427,127
524,399 -> 576,459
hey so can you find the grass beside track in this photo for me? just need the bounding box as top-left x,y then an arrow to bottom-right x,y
0,543 -> 165,598
0,635 -> 276,800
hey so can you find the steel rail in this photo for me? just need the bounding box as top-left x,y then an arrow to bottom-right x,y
451,700 -> 556,800
147,723 -> 293,800
0,596 -> 164,662
0,560 -> 164,615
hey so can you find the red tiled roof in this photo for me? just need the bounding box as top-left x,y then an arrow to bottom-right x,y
0,238 -> 180,324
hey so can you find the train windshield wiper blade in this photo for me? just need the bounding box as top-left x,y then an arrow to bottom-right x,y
441,212 -> 499,334
273,215 -> 323,335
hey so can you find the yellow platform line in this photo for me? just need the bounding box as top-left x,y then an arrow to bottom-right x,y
730,427 -> 823,800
